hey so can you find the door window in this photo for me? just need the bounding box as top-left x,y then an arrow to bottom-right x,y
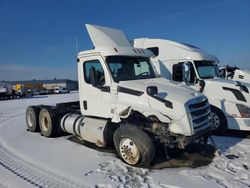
84,60 -> 105,85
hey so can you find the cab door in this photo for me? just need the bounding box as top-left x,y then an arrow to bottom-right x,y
78,55 -> 112,118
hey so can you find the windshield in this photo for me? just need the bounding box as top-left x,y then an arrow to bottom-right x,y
106,56 -> 156,82
194,61 -> 219,79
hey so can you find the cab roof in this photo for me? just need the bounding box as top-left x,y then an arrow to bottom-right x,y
133,38 -> 219,62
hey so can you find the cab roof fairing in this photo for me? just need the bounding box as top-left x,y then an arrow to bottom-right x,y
133,38 -> 220,63
78,24 -> 155,58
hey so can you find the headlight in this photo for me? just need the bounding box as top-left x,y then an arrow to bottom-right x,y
236,104 -> 250,118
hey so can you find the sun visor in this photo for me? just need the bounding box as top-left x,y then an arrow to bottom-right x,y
86,24 -> 131,48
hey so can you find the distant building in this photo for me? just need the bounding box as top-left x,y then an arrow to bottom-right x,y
9,79 -> 78,91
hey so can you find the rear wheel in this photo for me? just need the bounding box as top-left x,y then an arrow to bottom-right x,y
113,124 -> 155,167
211,106 -> 227,134
26,106 -> 41,132
39,107 -> 61,137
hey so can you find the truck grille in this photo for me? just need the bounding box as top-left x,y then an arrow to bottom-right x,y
187,98 -> 211,132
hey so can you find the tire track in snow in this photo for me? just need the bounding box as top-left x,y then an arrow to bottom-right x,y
0,181 -> 9,188
0,112 -> 24,123
198,152 -> 250,188
0,143 -> 85,188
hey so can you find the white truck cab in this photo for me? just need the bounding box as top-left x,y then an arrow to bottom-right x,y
26,25 -> 211,167
134,38 -> 250,132
233,69 -> 250,84
220,66 -> 250,84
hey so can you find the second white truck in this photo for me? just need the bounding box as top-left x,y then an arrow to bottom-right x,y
134,38 -> 250,132
26,25 -> 211,167
220,66 -> 250,84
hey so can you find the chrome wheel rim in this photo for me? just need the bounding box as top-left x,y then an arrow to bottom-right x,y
41,114 -> 49,132
27,112 -> 33,128
211,112 -> 220,130
119,138 -> 140,165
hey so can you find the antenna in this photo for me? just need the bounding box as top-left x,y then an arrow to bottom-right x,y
75,37 -> 78,56
216,46 -> 219,58
45,72 -> 48,90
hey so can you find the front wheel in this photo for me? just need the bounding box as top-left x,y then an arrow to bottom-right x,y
210,106 -> 227,134
113,124 -> 155,167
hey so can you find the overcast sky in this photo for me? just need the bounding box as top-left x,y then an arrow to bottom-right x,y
0,0 -> 249,81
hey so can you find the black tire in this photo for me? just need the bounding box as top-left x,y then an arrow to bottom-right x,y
211,106 -> 228,134
113,124 -> 155,167
39,107 -> 61,137
26,106 -> 41,132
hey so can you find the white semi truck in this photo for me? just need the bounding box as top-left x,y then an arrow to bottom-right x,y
0,81 -> 14,99
232,69 -> 250,84
26,25 -> 211,167
220,66 -> 250,84
133,38 -> 250,132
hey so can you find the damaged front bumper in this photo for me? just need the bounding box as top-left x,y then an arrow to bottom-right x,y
159,126 -> 211,149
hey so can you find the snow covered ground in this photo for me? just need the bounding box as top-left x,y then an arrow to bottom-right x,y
0,92 -> 249,188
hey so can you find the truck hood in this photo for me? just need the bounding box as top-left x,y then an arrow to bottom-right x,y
203,77 -> 250,104
119,77 -> 202,105
117,77 -> 207,123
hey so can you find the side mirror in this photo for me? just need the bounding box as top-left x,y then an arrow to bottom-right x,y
198,80 -> 206,93
182,62 -> 191,82
219,69 -> 226,79
147,86 -> 158,96
90,67 -> 97,87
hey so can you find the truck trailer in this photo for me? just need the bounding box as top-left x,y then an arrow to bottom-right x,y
133,38 -> 250,132
26,25 -> 211,167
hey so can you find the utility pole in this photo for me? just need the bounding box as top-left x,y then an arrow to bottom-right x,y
45,72 -> 48,90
